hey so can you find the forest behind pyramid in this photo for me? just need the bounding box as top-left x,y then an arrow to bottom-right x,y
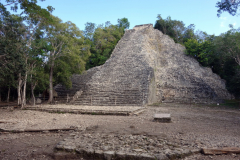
55,24 -> 232,106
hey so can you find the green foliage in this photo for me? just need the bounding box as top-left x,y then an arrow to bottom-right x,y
43,15 -> 89,88
154,14 -> 196,44
0,1 -> 91,102
117,17 -> 130,29
34,66 -> 49,93
216,0 -> 240,16
84,22 -> 96,41
0,0 -> 54,14
86,21 -> 125,69
0,14 -> 26,88
184,38 -> 215,67
214,28 -> 240,96
0,0 -> 54,104
185,26 -> 240,97
215,28 -> 240,66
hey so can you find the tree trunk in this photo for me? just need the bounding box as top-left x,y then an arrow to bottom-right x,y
7,86 -> 10,103
48,61 -> 54,104
17,73 -> 23,106
31,86 -> 35,106
0,88 -> 1,102
30,74 -> 37,106
21,73 -> 27,108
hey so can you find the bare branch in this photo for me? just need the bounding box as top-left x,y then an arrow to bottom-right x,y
3,0 -> 18,6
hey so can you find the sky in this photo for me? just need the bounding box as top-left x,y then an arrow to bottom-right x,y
6,0 -> 240,36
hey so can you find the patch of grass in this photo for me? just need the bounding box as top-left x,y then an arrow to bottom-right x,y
206,99 -> 240,110
55,111 -> 66,114
148,102 -> 162,106
148,102 -> 166,107
220,99 -> 240,108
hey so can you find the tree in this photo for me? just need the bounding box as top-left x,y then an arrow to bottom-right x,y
184,38 -> 216,67
84,22 -> 96,41
0,13 -> 26,104
215,28 -> 240,66
0,0 -> 53,107
154,15 -> 194,44
216,0 -> 240,16
86,22 -> 125,69
0,0 -> 54,17
185,27 -> 240,97
117,17 -> 130,29
17,6 -> 53,108
183,24 -> 196,43
42,16 -> 89,103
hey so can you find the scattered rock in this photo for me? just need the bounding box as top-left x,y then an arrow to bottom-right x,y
55,132 -> 194,160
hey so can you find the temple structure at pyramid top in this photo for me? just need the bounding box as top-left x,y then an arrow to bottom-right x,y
55,24 -> 232,106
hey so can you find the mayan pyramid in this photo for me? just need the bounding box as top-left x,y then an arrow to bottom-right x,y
55,24 -> 232,106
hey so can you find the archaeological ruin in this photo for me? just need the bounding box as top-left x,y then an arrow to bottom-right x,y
54,24 -> 232,106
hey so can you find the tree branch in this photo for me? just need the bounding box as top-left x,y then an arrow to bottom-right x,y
3,0 -> 18,6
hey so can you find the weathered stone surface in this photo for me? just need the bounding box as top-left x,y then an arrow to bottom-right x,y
55,24 -> 232,106
26,105 -> 143,116
55,132 -> 194,160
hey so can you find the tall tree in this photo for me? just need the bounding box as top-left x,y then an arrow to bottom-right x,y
18,6 -> 52,108
42,16 -> 89,103
84,22 -> 96,41
0,13 -> 26,104
215,28 -> 240,66
0,0 -> 53,107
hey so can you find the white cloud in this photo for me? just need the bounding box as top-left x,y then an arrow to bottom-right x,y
220,17 -> 227,20
220,17 -> 227,28
220,22 -> 225,28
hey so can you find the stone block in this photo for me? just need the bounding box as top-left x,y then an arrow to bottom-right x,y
36,98 -> 42,104
139,153 -> 155,160
153,114 -> 171,123
115,151 -> 126,159
104,151 -> 115,160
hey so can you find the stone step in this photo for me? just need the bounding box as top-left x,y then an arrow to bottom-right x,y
74,103 -> 142,106
74,101 -> 142,104
74,99 -> 142,102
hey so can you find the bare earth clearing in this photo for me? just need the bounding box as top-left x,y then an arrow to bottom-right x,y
0,103 -> 240,160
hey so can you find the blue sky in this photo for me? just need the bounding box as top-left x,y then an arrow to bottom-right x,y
6,0 -> 240,35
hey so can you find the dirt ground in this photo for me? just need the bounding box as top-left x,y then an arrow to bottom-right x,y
0,103 -> 240,160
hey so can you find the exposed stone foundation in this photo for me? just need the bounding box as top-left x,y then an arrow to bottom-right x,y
55,24 -> 232,106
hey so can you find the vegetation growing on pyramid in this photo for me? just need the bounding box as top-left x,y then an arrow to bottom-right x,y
154,15 -> 240,98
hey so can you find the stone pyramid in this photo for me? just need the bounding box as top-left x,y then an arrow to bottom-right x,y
55,24 -> 232,106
